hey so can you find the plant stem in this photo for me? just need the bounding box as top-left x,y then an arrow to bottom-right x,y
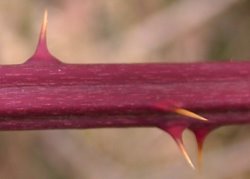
0,61 -> 250,130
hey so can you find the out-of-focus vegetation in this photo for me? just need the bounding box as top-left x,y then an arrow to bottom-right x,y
0,0 -> 250,178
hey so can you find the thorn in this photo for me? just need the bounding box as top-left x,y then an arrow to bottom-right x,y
35,9 -> 49,55
40,9 -> 48,42
26,9 -> 61,64
191,126 -> 215,171
160,125 -> 196,170
197,140 -> 203,171
175,138 -> 196,170
174,108 -> 208,122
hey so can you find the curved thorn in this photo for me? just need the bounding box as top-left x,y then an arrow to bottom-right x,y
175,137 -> 196,170
161,125 -> 196,170
174,108 -> 208,122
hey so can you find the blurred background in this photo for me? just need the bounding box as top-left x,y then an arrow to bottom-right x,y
1,0 -> 250,178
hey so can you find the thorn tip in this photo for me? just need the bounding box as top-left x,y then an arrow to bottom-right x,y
34,9 -> 49,56
197,142 -> 203,170
40,9 -> 48,41
175,138 -> 196,170
174,108 -> 208,122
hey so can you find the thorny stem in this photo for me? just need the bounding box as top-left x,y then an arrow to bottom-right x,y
1,11 -> 250,169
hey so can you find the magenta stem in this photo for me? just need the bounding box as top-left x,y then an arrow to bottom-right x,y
0,61 -> 249,130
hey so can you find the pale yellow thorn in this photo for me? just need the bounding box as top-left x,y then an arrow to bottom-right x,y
40,9 -> 48,41
176,138 -> 196,170
174,108 -> 208,122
